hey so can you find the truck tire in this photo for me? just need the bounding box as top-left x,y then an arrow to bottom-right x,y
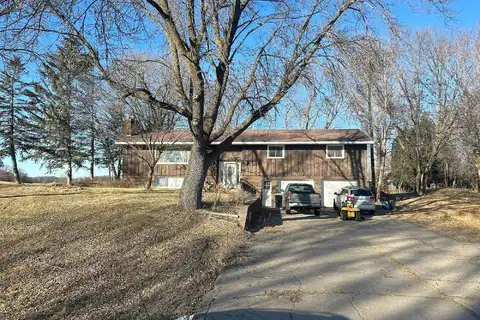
333,201 -> 338,210
340,211 -> 347,220
286,208 -> 291,215
314,209 -> 320,216
355,211 -> 362,221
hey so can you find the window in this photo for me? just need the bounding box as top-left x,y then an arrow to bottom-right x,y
287,184 -> 315,193
351,188 -> 373,197
155,176 -> 184,188
158,150 -> 190,164
267,145 -> 285,159
326,145 -> 344,159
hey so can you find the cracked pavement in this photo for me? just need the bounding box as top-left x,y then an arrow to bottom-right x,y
197,210 -> 480,320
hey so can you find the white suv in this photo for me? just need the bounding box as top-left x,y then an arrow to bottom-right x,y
333,186 -> 376,214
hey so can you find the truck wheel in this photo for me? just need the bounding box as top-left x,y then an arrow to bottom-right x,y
286,209 -> 291,215
340,211 -> 347,221
333,201 -> 338,210
314,209 -> 320,216
355,211 -> 362,221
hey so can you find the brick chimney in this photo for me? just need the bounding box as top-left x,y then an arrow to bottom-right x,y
123,118 -> 141,136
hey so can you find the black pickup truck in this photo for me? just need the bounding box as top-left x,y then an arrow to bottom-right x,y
281,183 -> 322,215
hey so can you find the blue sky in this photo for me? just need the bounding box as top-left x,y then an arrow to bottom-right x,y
4,0 -> 480,178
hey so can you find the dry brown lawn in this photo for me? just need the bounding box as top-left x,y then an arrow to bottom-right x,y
394,188 -> 480,243
0,183 -> 247,319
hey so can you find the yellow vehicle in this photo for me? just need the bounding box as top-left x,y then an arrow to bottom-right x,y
340,197 -> 362,221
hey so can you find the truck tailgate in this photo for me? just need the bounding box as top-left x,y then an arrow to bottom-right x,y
290,193 -> 321,205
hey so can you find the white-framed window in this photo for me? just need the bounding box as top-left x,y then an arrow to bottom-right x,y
158,150 -> 190,164
156,176 -> 184,188
326,145 -> 345,159
267,145 -> 285,159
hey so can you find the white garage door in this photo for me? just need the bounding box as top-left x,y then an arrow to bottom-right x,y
322,180 -> 358,207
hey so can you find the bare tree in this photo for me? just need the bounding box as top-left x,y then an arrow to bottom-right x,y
96,88 -> 127,180
124,100 -> 180,190
341,37 -> 396,199
459,86 -> 480,191
303,70 -> 346,130
1,0 -> 453,208
392,31 -> 468,194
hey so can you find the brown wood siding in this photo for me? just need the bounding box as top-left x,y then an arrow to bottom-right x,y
218,145 -> 368,190
154,164 -> 188,176
123,144 -> 369,190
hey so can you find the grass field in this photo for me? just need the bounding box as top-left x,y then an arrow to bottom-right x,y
0,183 -> 247,319
395,188 -> 480,243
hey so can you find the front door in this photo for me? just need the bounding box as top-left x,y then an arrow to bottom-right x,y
222,162 -> 238,188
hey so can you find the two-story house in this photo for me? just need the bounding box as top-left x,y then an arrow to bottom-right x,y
116,123 -> 373,208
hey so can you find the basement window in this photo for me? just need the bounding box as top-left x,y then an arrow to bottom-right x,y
326,145 -> 344,159
267,145 -> 285,159
155,176 -> 184,189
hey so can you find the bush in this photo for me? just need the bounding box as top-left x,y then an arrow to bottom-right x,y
0,165 -> 30,183
75,177 -> 140,188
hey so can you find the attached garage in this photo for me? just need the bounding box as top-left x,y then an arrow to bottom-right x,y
321,180 -> 358,207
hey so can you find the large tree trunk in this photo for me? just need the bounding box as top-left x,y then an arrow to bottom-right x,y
415,170 -> 423,196
416,172 -> 427,196
421,172 -> 427,195
145,166 -> 155,190
66,162 -> 73,186
10,149 -> 21,184
444,162 -> 449,187
477,168 -> 480,192
179,142 -> 211,210
376,156 -> 385,200
90,134 -> 95,180
116,157 -> 122,180
476,154 -> 480,192
9,86 -> 20,184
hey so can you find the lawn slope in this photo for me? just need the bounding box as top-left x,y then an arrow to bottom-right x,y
0,183 -> 246,319
395,188 -> 480,243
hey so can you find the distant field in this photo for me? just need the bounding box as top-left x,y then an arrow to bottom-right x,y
395,188 -> 480,243
0,183 -> 246,319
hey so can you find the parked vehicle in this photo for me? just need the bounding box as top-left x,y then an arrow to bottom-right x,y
333,186 -> 375,214
282,183 -> 322,215
340,198 -> 362,221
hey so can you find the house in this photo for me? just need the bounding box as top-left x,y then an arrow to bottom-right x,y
116,122 -> 373,208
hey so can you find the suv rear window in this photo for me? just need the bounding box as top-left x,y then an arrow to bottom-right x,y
288,184 -> 314,193
351,189 -> 373,196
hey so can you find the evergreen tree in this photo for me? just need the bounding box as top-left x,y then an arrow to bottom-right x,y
0,56 -> 31,184
30,36 -> 92,185
97,98 -> 125,180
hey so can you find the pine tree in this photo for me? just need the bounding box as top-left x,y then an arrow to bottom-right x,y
97,97 -> 125,180
30,36 -> 93,185
76,66 -> 99,180
0,56 -> 31,184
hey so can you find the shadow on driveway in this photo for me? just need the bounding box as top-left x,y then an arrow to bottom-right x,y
195,309 -> 350,319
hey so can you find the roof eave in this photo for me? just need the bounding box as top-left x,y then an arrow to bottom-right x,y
115,140 -> 374,145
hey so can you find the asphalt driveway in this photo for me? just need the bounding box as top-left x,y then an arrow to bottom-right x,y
197,210 -> 480,320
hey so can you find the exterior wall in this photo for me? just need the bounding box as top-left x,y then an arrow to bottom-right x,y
122,144 -> 368,190
122,149 -> 149,185
220,145 -> 367,194
122,148 -> 215,186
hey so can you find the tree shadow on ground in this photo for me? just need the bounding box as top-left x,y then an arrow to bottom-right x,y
196,309 -> 350,319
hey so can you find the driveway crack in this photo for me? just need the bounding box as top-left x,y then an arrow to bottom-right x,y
351,292 -> 366,320
369,238 -> 480,320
